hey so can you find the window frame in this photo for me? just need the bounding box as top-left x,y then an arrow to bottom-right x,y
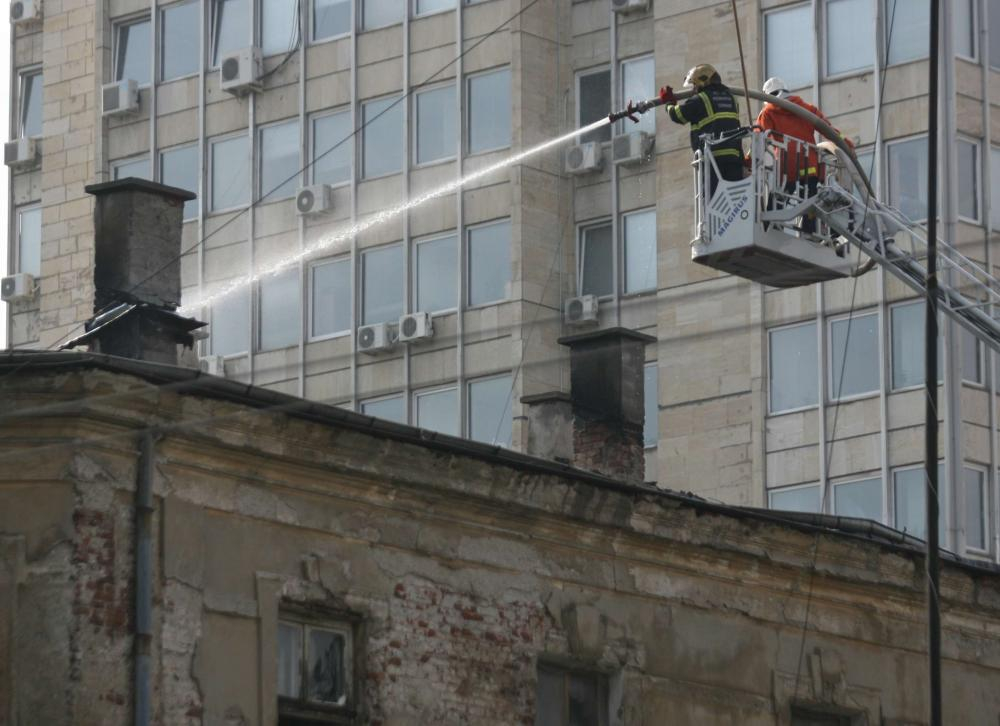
412,230 -> 459,314
276,610 -> 357,721
821,0 -> 876,80
111,154 -> 152,181
310,0 -> 352,44
882,0 -> 930,67
208,131 -> 252,213
643,361 -> 658,450
890,462 -> 948,545
14,203 -> 42,278
535,661 -> 610,726
617,54 -> 655,137
258,0 -> 302,58
991,0 -> 1000,70
412,0 -> 456,19
963,463 -> 990,555
412,384 -> 460,436
767,319 -> 820,416
310,107 -> 353,188
257,117 -> 302,203
210,0 -> 251,69
825,308 -> 880,404
465,217 -> 511,309
159,0 -> 201,83
961,326 -> 985,387
830,474 -> 884,522
112,13 -> 153,87
620,206 -> 657,297
359,392 -> 406,423
359,93 -> 405,180
768,481 -> 822,513
762,2 -> 816,91
359,0 -> 405,31
575,64 -> 612,146
308,255 -> 353,342
359,241 -> 405,325
465,65 -> 512,156
16,66 -> 43,140
158,142 -> 201,221
466,372 -> 514,447
885,133 -> 929,222
576,218 -> 615,301
411,81 -> 458,168
888,298 -> 942,393
954,0 -> 978,62
256,268 -> 302,352
956,135 -> 981,224
208,283 -> 251,358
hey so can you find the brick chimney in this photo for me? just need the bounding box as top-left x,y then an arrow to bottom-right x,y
62,179 -> 204,365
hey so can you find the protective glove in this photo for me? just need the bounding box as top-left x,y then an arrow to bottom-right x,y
659,85 -> 677,105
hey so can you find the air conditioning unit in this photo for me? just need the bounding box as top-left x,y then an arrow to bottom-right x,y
102,79 -> 139,118
357,322 -> 393,354
296,184 -> 334,216
1,272 -> 35,302
564,295 -> 599,326
612,131 -> 654,167
10,0 -> 41,25
565,142 -> 603,175
397,312 -> 433,343
198,355 -> 226,376
4,137 -> 38,170
611,0 -> 648,13
219,47 -> 262,95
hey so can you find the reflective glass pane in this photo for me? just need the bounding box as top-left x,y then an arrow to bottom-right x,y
833,478 -> 881,521
769,484 -> 821,513
362,0 -> 404,29
362,395 -> 405,423
161,1 -> 199,81
621,57 -> 655,136
891,301 -> 942,389
580,224 -> 613,298
567,673 -> 599,726
211,135 -> 251,210
578,69 -> 611,144
826,0 -> 874,76
468,375 -> 513,447
887,137 -> 928,221
277,622 -> 302,698
260,120 -> 300,200
854,149 -> 876,198
992,147 -> 1000,229
416,85 -> 457,164
314,0 -> 351,40
468,68 -> 511,153
623,209 -> 656,294
20,72 -> 42,138
259,269 -> 300,351
18,207 -> 41,278
893,464 -> 946,542
313,111 -> 352,185
311,258 -> 351,337
962,327 -> 982,384
211,286 -> 250,355
644,364 -> 658,448
954,0 -> 976,58
362,97 -> 404,178
769,322 -> 818,412
415,235 -> 457,312
964,467 -> 986,550
113,157 -> 151,180
886,0 -> 929,64
957,139 -> 978,220
160,145 -> 199,219
213,0 -> 249,65
262,0 -> 298,56
829,313 -> 879,399
415,388 -> 458,436
468,220 -> 510,306
362,245 -> 404,324
765,5 -> 815,89
416,0 -> 454,14
992,0 -> 1000,68
116,20 -> 151,83
307,628 -> 346,704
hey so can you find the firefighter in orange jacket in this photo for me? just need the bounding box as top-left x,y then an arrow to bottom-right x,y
755,77 -> 852,233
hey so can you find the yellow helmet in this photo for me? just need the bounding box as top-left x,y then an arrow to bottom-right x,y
683,63 -> 720,89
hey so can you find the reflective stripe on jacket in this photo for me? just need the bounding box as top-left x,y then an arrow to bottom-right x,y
666,83 -> 742,158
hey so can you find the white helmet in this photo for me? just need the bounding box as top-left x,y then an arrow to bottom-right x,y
762,77 -> 789,98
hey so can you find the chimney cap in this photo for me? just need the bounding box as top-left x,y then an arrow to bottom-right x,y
558,326 -> 656,348
85,177 -> 196,202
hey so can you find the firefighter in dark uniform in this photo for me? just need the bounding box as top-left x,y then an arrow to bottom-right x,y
661,64 -> 744,198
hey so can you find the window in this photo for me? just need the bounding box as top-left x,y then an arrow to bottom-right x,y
769,483 -> 821,513
577,68 -> 611,145
312,110 -> 352,186
259,119 -> 301,201
964,466 -> 988,551
160,144 -> 199,220
765,4 -> 815,90
415,0 -> 454,15
954,0 -> 976,59
361,244 -> 404,324
361,395 -> 405,423
414,387 -> 459,436
415,84 -> 457,165
467,219 -> 510,306
112,156 -> 151,180
992,0 -> 1000,68
992,146 -> 1000,229
833,477 -> 882,521
18,70 -> 42,139
579,222 -> 613,298
160,1 -> 200,81
885,0 -> 929,65
535,664 -> 608,726
467,68 -> 511,154
644,363 -> 658,448
277,617 -> 353,717
468,374 -> 513,447
313,0 -> 350,41
210,134 -> 251,211
620,56 -> 655,136
854,147 -> 876,197
825,0 -> 874,76
886,136 -> 928,221
261,0 -> 299,56
361,96 -> 404,178
622,209 -> 656,294
962,326 -> 983,384
768,322 -> 818,413
311,258 -> 351,338
114,18 -> 151,84
890,300 -> 942,390
361,0 -> 404,30
790,705 -> 853,725
259,269 -> 300,351
957,138 -> 979,221
16,206 -> 41,278
892,463 -> 946,543
414,233 -> 457,313
211,286 -> 251,355
828,311 -> 879,400
212,0 -> 249,66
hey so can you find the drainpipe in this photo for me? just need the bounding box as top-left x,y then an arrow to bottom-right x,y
135,432 -> 155,726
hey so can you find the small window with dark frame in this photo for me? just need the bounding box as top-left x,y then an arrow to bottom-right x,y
535,664 -> 608,726
278,617 -> 354,723
790,704 -> 854,725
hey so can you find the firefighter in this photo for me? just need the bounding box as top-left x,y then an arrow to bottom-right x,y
661,64 -> 743,198
755,77 -> 853,234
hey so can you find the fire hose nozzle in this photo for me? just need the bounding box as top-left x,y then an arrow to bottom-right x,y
607,95 -> 667,125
